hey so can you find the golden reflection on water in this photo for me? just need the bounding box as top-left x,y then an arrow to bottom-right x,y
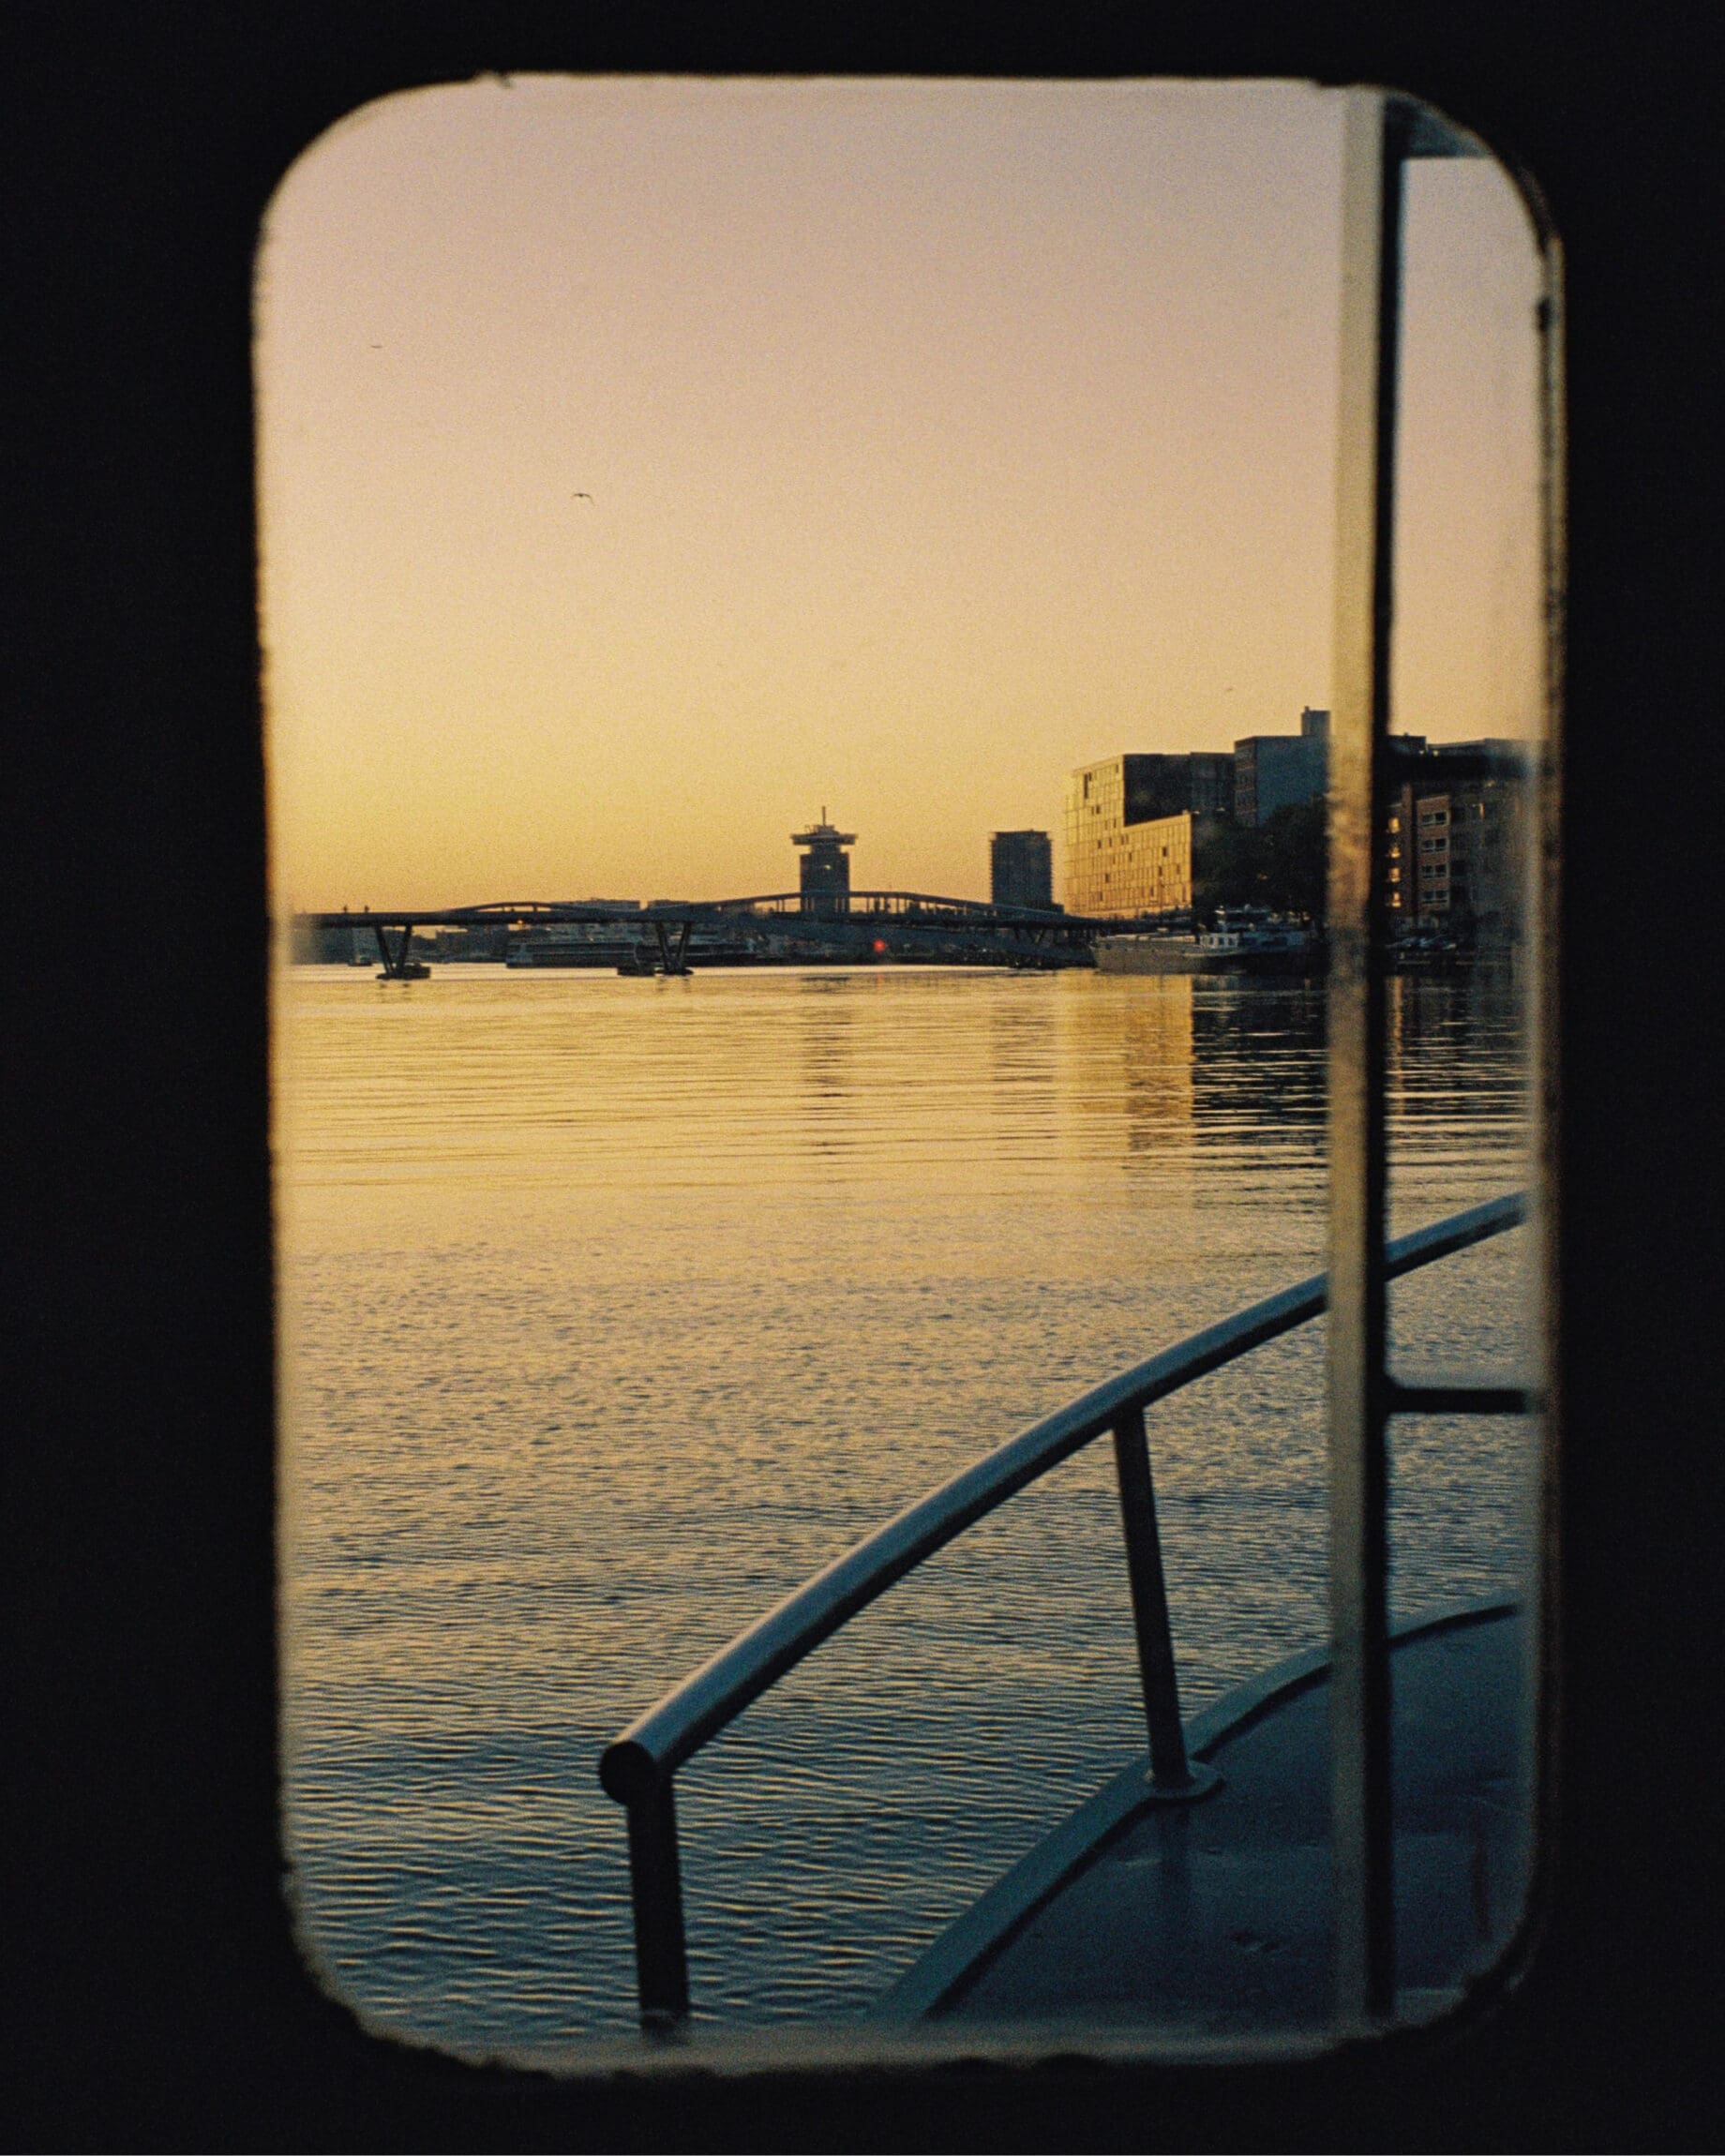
276,963 -> 1529,2050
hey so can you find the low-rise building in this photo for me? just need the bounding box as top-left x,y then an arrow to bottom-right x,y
1386,740 -> 1529,944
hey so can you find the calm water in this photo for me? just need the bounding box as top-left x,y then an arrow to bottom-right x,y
277,963 -> 1535,2054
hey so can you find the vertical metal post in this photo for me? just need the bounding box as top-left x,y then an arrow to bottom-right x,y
372,921 -> 390,973
624,1774 -> 691,2027
1328,87 -> 1408,2030
1112,1406 -> 1215,1797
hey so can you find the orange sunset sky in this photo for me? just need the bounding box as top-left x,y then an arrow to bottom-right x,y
255,77 -> 1543,912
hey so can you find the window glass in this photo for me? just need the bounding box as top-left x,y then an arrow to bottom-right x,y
261,77 -> 1551,2058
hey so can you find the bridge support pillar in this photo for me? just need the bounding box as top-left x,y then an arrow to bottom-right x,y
650,919 -> 692,975
372,922 -> 417,978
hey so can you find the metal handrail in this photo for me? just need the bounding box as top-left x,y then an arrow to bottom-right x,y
599,1190 -> 1526,2024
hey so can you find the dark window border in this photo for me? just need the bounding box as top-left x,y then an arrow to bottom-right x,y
8,10 -> 1717,2149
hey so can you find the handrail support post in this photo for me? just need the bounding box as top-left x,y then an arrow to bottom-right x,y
1112,1405 -> 1216,1799
624,1774 -> 691,2029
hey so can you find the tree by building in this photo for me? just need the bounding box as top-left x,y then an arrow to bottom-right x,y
1258,797 -> 1327,921
1191,799 -> 1327,925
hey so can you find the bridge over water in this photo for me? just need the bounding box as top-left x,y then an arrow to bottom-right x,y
301,893 -> 1186,977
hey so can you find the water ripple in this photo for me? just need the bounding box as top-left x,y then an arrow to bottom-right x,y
278,965 -> 1534,2047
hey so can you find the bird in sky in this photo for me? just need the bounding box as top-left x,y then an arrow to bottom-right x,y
573,491 -> 593,501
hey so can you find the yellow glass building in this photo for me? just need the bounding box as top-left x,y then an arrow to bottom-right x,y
1063,757 -> 1199,918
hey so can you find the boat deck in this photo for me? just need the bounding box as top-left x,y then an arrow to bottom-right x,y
876,1602 -> 1527,2033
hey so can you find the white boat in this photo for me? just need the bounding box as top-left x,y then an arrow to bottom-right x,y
1194,910 -> 1314,968
1096,912 -> 1316,976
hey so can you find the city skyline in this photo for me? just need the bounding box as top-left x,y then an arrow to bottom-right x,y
256,77 -> 1544,911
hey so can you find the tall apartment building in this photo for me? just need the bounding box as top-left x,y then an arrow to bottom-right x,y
1234,707 -> 1330,826
1063,756 -> 1215,917
990,830 -> 1054,911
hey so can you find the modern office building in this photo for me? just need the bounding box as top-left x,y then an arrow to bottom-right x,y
1234,707 -> 1331,826
1063,756 -> 1215,918
1073,752 -> 1238,827
792,812 -> 856,919
990,830 -> 1054,911
1065,725 -> 1523,934
1186,751 -> 1238,817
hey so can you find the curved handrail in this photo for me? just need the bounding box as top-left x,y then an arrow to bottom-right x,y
601,1191 -> 1523,1801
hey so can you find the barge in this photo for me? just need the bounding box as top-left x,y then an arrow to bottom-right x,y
1096,911 -> 1318,977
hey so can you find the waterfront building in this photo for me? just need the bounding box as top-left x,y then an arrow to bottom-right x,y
1063,756 -> 1215,917
1233,707 -> 1330,827
990,830 -> 1054,911
1386,740 -> 1528,942
793,812 -> 856,919
1078,751 -> 1237,826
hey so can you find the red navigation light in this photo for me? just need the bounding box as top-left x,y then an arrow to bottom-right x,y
873,938 -> 888,954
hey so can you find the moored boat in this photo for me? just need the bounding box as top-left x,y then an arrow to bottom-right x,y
1194,909 -> 1316,973
1097,910 -> 1318,977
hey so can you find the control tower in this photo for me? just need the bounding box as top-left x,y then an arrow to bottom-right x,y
792,810 -> 856,920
